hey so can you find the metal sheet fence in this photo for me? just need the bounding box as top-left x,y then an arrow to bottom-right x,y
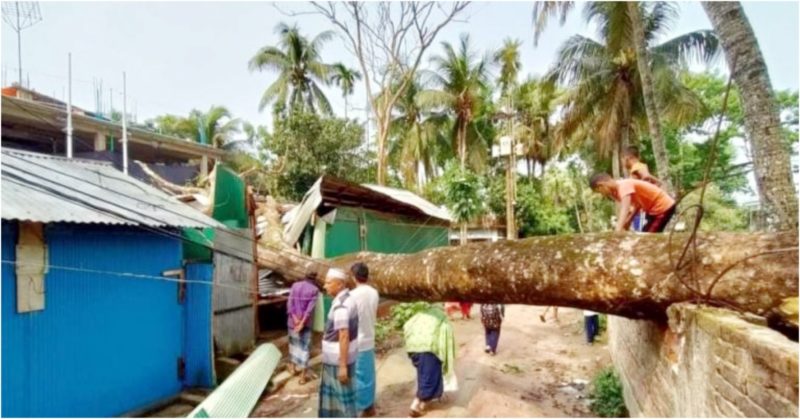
1,221 -> 215,417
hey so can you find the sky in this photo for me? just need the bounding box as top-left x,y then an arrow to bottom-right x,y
1,1 -> 799,203
2,1 -> 797,126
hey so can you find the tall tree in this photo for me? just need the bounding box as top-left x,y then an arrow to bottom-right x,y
307,2 -> 469,185
701,1 -> 798,230
330,63 -> 362,118
387,73 -> 448,191
514,76 -> 561,177
422,34 -> 492,171
542,2 -> 718,178
494,38 -> 522,98
628,1 -> 673,193
249,22 -> 335,118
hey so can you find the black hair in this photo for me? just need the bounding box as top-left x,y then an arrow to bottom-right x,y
589,173 -> 612,189
350,262 -> 369,283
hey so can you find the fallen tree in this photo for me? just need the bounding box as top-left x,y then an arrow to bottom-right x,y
258,230 -> 798,321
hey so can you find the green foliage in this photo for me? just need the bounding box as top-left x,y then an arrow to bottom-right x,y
590,368 -> 629,418
677,184 -> 748,231
389,302 -> 435,330
374,319 -> 393,345
249,22 -> 337,117
264,112 -> 372,201
516,179 -> 574,237
598,314 -> 607,335
440,161 -> 487,223
147,105 -> 239,148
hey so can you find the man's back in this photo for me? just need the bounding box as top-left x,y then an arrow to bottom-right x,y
351,284 -> 379,352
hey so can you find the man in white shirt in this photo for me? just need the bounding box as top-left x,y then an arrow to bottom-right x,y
350,262 -> 380,417
319,268 -> 359,418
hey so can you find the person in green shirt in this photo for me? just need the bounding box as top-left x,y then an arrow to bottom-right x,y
403,307 -> 457,417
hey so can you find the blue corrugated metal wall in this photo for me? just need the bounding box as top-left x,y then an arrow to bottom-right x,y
1,221 -> 208,417
185,263 -> 215,388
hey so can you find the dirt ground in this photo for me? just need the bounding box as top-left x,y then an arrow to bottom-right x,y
251,305 -> 611,418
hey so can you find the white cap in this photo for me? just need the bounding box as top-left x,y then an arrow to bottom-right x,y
326,268 -> 348,282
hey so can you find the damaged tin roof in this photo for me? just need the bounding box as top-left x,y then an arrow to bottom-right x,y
1,149 -> 223,229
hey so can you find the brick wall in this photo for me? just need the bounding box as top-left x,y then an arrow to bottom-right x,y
608,304 -> 798,417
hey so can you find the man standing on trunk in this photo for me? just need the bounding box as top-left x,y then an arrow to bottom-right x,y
590,173 -> 677,233
318,268 -> 359,418
350,262 -> 379,417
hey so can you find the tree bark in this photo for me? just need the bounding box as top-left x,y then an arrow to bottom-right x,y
258,230 -> 797,321
629,1 -> 674,194
702,1 -> 798,231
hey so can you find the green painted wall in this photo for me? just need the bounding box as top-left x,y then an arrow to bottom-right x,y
323,207 -> 448,257
315,206 -> 449,325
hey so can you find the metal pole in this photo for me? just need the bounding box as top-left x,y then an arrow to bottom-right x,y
66,53 -> 73,158
122,72 -> 128,175
16,3 -> 22,86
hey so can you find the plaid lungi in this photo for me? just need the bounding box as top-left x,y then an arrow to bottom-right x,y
319,364 -> 357,418
288,327 -> 312,368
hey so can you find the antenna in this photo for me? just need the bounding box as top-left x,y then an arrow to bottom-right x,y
2,2 -> 43,86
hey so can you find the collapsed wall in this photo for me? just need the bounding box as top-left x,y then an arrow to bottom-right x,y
608,304 -> 798,417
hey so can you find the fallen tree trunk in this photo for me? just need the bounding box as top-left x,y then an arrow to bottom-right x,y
258,231 -> 797,320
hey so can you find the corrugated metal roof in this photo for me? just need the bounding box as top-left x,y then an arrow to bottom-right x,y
1,149 -> 223,229
283,175 -> 452,246
363,183 -> 452,222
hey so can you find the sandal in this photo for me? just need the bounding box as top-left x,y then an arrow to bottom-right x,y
409,409 -> 423,418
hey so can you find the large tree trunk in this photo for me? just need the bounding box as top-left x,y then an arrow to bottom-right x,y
702,1 -> 798,231
629,1 -> 674,194
258,230 -> 797,321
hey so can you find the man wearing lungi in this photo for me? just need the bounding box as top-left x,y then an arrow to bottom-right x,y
403,307 -> 456,418
318,268 -> 359,418
287,271 -> 319,384
350,263 -> 379,417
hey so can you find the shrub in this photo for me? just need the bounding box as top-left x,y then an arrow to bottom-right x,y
590,368 -> 628,417
390,302 -> 435,330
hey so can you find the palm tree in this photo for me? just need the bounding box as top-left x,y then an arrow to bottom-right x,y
421,34 -> 492,171
628,1 -> 673,193
513,77 -> 561,177
186,106 -> 240,148
495,38 -> 522,98
701,1 -> 798,230
330,63 -> 362,119
386,74 -> 448,190
249,22 -> 335,118
543,2 -> 719,178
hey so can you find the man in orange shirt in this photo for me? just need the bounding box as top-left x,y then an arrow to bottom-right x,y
590,173 -> 676,233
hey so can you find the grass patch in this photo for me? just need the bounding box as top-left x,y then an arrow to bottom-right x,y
500,363 -> 523,375
590,367 -> 628,417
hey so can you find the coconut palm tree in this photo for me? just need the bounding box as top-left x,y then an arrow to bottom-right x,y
249,22 -> 335,117
544,2 -> 719,178
421,34 -> 493,171
330,63 -> 362,119
186,106 -> 240,148
386,75 -> 448,190
495,38 -> 523,98
701,1 -> 798,230
513,77 -> 561,177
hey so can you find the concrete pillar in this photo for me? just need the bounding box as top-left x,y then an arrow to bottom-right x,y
201,156 -> 209,178
93,131 -> 107,151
